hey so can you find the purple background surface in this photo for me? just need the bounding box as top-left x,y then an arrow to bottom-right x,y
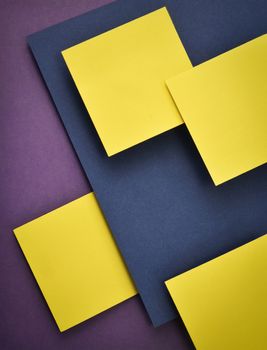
0,1 -> 194,349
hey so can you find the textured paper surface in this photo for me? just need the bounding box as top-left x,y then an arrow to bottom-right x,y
28,0 -> 267,327
14,193 -> 136,331
166,235 -> 267,350
62,8 -> 191,156
0,1 -> 195,349
167,35 -> 267,185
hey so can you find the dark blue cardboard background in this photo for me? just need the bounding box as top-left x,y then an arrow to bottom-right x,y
28,0 -> 267,327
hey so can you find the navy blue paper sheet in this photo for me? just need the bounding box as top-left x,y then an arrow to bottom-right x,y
28,0 -> 267,327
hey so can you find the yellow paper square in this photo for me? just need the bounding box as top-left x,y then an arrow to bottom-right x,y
14,193 -> 136,331
167,35 -> 267,185
165,235 -> 267,350
62,7 -> 192,156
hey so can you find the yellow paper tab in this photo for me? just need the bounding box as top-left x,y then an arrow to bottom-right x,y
165,235 -> 267,350
62,8 -> 192,156
14,193 -> 136,331
167,35 -> 267,185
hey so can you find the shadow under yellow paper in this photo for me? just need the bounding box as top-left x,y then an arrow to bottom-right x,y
166,234 -> 267,350
62,7 -> 192,156
14,193 -> 136,331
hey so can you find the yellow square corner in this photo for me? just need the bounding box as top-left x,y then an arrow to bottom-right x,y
167,35 -> 267,185
14,193 -> 136,331
165,234 -> 267,350
62,7 -> 192,156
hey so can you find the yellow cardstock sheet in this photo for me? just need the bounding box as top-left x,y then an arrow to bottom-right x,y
14,193 -> 136,331
165,234 -> 267,350
62,7 -> 192,156
167,34 -> 267,185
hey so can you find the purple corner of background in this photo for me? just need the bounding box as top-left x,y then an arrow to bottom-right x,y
0,1 -> 195,349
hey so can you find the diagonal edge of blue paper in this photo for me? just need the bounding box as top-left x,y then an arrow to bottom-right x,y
27,0 -> 267,327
